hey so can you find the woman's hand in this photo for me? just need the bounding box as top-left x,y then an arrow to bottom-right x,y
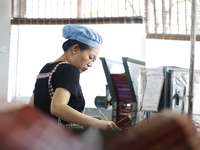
95,120 -> 120,130
104,121 -> 120,130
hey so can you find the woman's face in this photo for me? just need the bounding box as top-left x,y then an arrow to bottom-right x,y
72,48 -> 99,73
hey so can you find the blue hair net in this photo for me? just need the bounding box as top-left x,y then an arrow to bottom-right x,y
62,24 -> 103,50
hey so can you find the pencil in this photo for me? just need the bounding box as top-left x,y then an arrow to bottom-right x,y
96,107 -> 108,121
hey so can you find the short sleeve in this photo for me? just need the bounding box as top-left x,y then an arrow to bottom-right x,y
55,65 -> 80,97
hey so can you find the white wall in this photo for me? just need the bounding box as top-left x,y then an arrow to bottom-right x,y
0,0 -> 11,101
145,39 -> 200,70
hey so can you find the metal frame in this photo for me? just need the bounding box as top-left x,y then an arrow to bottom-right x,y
99,57 -> 118,123
122,57 -> 146,125
122,57 -> 146,103
100,57 -> 146,125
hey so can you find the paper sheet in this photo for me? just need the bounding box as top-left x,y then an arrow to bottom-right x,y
141,67 -> 164,112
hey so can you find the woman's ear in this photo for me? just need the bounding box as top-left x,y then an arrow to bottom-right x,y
72,48 -> 77,55
72,44 -> 79,55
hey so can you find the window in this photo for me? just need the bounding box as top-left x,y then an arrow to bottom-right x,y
145,0 -> 200,40
11,0 -> 143,24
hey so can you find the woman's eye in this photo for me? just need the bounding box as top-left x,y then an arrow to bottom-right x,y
89,57 -> 95,62
89,54 -> 96,62
89,56 -> 94,60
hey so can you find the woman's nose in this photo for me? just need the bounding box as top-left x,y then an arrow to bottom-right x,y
88,62 -> 92,67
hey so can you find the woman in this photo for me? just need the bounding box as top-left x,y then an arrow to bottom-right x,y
29,24 -> 119,130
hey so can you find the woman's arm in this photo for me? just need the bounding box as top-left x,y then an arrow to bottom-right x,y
29,94 -> 34,107
50,87 -> 119,130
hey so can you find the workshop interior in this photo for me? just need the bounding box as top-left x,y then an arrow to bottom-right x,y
1,0 -> 200,149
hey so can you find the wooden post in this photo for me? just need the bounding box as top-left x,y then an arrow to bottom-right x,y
188,0 -> 196,115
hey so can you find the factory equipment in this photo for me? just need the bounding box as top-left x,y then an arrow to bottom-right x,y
140,65 -> 200,133
159,66 -> 200,114
96,58 -> 200,129
96,57 -> 145,129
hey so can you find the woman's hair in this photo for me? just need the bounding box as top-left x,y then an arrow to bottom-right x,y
62,39 -> 92,52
